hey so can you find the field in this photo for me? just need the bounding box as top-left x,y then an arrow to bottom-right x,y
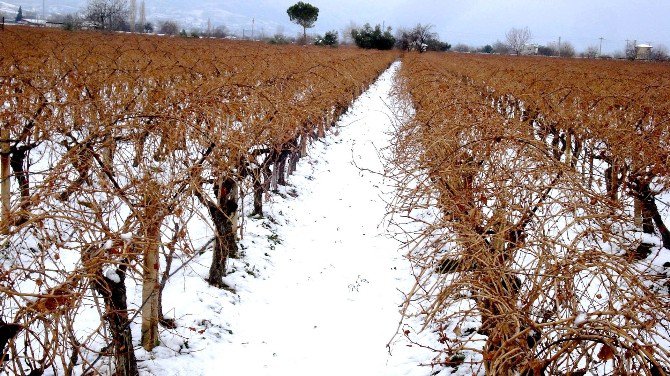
1,26 -> 670,376
392,53 -> 670,375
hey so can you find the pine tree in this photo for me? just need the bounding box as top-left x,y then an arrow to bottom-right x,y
15,6 -> 22,22
286,2 -> 318,43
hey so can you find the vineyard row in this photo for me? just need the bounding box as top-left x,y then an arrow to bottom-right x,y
0,27 -> 397,375
392,53 -> 670,375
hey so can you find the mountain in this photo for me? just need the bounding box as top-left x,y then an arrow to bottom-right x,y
0,0 -> 284,36
1,0 -> 79,19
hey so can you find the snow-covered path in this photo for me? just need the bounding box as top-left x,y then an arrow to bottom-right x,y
215,62 -> 420,375
148,62 -> 435,376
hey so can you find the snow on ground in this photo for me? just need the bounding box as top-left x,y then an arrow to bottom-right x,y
138,62 -> 442,376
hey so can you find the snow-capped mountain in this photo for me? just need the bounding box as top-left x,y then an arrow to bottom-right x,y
0,0 -> 283,35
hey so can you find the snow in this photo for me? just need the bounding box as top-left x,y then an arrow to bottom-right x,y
142,62 -> 440,376
575,312 -> 588,326
104,268 -> 121,284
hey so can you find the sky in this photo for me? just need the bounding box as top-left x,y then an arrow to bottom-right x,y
280,0 -> 670,53
5,0 -> 669,53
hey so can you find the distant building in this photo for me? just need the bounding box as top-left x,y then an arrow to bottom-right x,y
522,43 -> 539,55
18,18 -> 46,27
635,44 -> 653,60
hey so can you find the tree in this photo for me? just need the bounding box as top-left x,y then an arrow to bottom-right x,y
287,1 -> 318,43
314,30 -> 338,47
558,41 -> 575,57
426,38 -> 450,52
505,26 -> 532,55
453,43 -> 471,53
351,23 -> 395,50
15,6 -> 22,22
625,40 -> 637,60
537,45 -> 554,56
129,0 -> 136,31
212,25 -> 228,38
139,0 -> 145,32
482,44 -> 493,53
159,20 -> 179,35
143,21 -> 153,33
85,0 -> 129,31
397,24 -> 429,52
341,21 -> 358,45
59,13 -> 84,30
582,45 -> 599,59
268,33 -> 290,45
651,44 -> 669,61
397,24 -> 448,52
492,39 -> 510,54
538,41 -> 576,57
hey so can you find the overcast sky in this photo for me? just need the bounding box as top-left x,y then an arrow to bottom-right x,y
231,0 -> 669,53
10,0 -> 670,53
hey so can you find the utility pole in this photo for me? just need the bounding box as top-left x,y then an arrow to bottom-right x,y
251,18 -> 255,40
599,36 -> 604,57
558,36 -> 561,57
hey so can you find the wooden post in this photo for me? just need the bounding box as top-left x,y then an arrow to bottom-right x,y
317,115 -> 326,138
140,219 -> 161,351
299,132 -> 308,157
325,110 -> 332,132
140,182 -> 164,351
231,182 -> 239,238
1,127 -> 10,234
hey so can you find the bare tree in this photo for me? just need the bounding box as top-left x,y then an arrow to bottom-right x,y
539,41 -> 576,57
139,0 -> 145,32
129,0 -> 135,31
85,0 -> 129,31
652,44 -> 669,61
492,39 -> 510,54
505,26 -> 532,55
159,20 -> 179,35
582,45 -> 599,58
625,40 -> 637,60
396,24 -> 432,52
558,40 -> 575,57
340,20 -> 358,45
452,43 -> 471,53
397,24 -> 450,52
